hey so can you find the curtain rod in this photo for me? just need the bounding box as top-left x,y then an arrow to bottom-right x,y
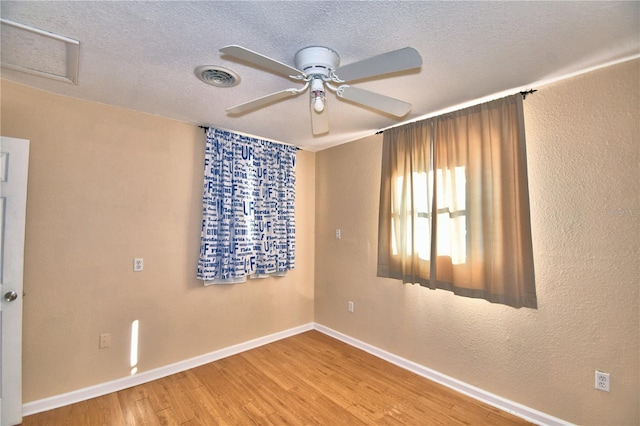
375,89 -> 537,135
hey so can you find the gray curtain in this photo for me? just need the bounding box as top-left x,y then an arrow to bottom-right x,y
378,95 -> 537,308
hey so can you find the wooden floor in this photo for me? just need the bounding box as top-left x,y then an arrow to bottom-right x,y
22,330 -> 531,425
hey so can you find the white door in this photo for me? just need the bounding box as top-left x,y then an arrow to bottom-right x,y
0,137 -> 29,426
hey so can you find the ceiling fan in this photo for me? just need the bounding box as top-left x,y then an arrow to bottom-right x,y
219,45 -> 423,135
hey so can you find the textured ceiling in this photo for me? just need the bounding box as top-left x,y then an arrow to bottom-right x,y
1,1 -> 638,151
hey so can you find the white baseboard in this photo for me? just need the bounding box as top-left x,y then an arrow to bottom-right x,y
313,323 -> 571,426
22,323 -> 314,416
24,322 -> 570,426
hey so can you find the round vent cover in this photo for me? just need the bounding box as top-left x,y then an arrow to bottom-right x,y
195,66 -> 240,87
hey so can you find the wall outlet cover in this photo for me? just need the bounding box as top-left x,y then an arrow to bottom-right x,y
595,370 -> 610,392
133,258 -> 143,272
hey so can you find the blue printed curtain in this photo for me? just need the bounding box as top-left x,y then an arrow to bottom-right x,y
197,128 -> 296,284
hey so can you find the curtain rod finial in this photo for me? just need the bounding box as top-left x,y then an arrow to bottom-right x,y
520,89 -> 537,99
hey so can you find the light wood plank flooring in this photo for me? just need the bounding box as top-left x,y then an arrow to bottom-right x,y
22,330 -> 531,425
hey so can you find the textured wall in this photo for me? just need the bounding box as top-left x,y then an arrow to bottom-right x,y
1,58 -> 637,423
315,59 -> 639,425
1,80 -> 315,402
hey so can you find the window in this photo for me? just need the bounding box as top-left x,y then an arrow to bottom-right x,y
391,168 -> 467,265
378,95 -> 537,309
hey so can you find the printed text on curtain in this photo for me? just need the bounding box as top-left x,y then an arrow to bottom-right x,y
198,128 -> 296,284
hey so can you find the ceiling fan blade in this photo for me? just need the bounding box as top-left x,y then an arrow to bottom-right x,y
338,86 -> 412,117
333,47 -> 422,82
220,45 -> 303,77
310,102 -> 329,135
226,89 -> 301,115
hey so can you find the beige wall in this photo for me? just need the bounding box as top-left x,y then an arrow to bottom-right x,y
1,59 -> 638,424
1,80 -> 315,402
315,59 -> 639,425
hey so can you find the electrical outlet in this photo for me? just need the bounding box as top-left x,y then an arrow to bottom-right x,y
595,371 -> 610,392
133,258 -> 143,272
348,301 -> 354,312
99,333 -> 111,349
335,229 -> 342,239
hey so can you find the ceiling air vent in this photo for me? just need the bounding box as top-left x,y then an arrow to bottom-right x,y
195,65 -> 240,87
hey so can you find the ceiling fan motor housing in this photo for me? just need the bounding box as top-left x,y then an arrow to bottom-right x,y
294,46 -> 340,78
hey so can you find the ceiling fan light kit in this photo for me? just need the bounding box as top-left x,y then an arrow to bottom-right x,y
310,77 -> 326,113
218,44 -> 422,135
